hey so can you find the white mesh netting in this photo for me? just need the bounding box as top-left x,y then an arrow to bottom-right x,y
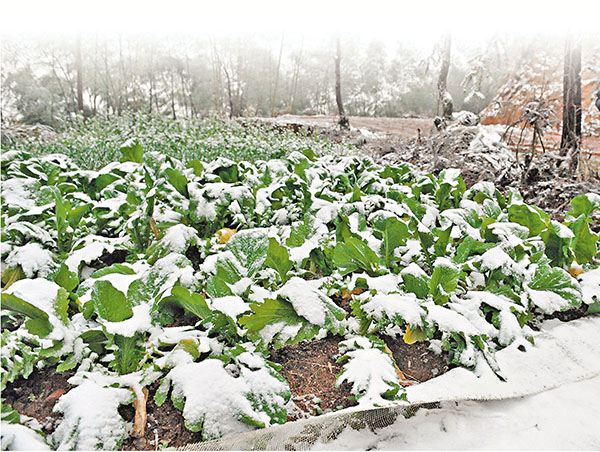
174,317 -> 600,451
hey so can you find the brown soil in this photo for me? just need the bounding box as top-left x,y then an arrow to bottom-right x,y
3,366 -> 203,451
268,336 -> 357,419
120,381 -> 203,451
382,337 -> 452,382
3,367 -> 75,437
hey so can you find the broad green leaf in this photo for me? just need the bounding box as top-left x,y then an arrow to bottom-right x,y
333,237 -> 380,277
239,298 -> 320,349
119,140 -> 144,163
186,159 -> 204,177
91,263 -> 136,279
454,237 -> 495,264
540,222 -> 574,267
154,379 -> 171,407
226,229 -> 269,277
350,184 -> 362,202
508,204 -> 549,237
216,164 -> 239,183
54,263 -> 79,291
265,238 -> 293,283
1,266 -> 25,290
1,293 -> 53,338
335,214 -> 353,243
67,203 -> 90,230
54,288 -> 70,325
95,173 -> 119,192
528,264 -> 582,312
57,353 -> 80,372
570,193 -> 600,218
430,259 -> 460,305
401,272 -> 430,299
433,226 -> 453,257
165,168 -> 189,197
301,148 -> 317,161
158,286 -> 211,321
380,217 -> 410,268
91,280 -> 133,322
569,216 -> 599,265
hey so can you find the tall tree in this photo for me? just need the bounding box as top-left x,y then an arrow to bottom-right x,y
334,37 -> 349,128
270,35 -> 284,117
560,35 -> 582,174
75,34 -> 84,114
437,32 -> 453,119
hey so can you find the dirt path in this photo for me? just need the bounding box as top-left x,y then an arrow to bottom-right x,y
259,114 -> 435,139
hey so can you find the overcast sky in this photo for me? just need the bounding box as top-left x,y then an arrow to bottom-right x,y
2,0 -> 598,45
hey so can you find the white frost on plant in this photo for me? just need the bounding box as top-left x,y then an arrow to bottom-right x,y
166,360 -> 263,439
351,273 -> 400,294
51,381 -> 133,450
4,278 -> 60,318
65,235 -> 124,273
209,295 -> 250,319
400,262 -> 428,278
579,268 -> 600,305
5,243 -> 55,278
0,178 -> 37,210
159,224 -> 198,254
276,277 -> 341,327
526,289 -> 573,314
361,293 -> 425,326
479,246 -> 523,276
337,337 -> 401,407
424,301 -> 480,336
0,422 -> 50,451
102,303 -> 152,337
440,208 -> 482,240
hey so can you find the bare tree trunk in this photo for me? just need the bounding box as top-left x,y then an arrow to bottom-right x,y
223,66 -> 234,119
560,35 -> 582,175
288,50 -> 302,114
76,34 -> 84,114
335,37 -> 349,129
437,33 -> 453,119
170,70 -> 177,120
270,35 -> 284,117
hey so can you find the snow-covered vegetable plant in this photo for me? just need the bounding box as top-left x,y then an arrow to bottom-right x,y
1,135 -> 598,448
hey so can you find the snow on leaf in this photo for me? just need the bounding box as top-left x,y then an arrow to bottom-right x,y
337,336 -> 403,407
166,360 -> 268,439
52,381 -> 133,450
526,264 -> 582,314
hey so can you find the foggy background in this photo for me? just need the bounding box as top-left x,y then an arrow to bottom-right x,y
2,0 -> 599,130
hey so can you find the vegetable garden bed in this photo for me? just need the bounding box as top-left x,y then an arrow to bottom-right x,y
1,136 -> 599,450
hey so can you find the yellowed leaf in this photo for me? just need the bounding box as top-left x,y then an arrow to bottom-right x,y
568,267 -> 585,278
403,324 -> 427,345
382,343 -> 415,386
216,228 -> 237,244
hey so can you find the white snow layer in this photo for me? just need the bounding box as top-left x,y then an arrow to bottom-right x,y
311,316 -> 600,450
4,243 -> 55,278
0,422 -> 50,451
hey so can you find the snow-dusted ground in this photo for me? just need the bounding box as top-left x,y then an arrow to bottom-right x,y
314,376 -> 600,450
313,316 -> 600,451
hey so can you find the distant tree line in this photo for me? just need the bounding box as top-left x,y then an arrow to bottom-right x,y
1,34 -> 513,130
